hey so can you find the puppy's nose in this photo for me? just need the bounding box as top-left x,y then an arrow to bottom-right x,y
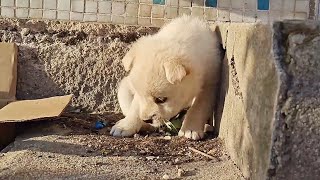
144,119 -> 153,124
143,114 -> 156,124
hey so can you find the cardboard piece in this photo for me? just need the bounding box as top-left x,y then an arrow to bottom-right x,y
0,43 -> 17,106
0,43 -> 18,150
0,95 -> 73,122
0,42 -> 72,150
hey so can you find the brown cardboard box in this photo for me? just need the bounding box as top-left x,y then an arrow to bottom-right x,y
0,43 -> 72,150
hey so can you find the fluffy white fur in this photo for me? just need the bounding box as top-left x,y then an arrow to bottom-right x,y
110,15 -> 221,140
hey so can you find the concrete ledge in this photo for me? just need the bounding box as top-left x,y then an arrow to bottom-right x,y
215,21 -> 320,180
215,23 -> 278,179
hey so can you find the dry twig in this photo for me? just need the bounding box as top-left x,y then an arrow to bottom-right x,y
188,147 -> 219,161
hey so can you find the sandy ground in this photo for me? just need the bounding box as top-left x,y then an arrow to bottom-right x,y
0,114 -> 244,180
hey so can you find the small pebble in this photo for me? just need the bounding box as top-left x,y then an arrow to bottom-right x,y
163,136 -> 171,140
177,169 -> 185,177
139,150 -> 146,155
21,28 -> 30,36
174,158 -> 180,164
162,174 -> 170,180
72,109 -> 81,113
134,134 -> 140,138
86,149 -> 93,153
146,156 -> 155,160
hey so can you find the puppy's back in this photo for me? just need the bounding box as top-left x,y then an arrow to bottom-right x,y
155,16 -> 220,75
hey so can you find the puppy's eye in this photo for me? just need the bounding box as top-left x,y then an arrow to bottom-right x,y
154,97 -> 167,104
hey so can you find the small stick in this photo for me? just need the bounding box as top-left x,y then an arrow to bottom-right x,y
188,147 -> 219,161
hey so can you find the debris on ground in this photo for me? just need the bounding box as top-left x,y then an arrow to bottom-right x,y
162,174 -> 170,179
94,120 -> 108,130
178,168 -> 185,177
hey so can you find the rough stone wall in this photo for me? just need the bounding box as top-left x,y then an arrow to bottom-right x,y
0,18 -> 158,113
269,21 -> 320,180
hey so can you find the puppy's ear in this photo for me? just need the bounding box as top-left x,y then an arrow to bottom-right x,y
122,46 -> 136,72
163,60 -> 189,84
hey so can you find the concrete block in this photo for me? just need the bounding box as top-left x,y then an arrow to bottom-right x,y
215,21 -> 320,180
126,4 -> 138,17
125,16 -> 138,25
29,9 -> 43,18
139,4 -> 152,17
1,7 -> 15,18
165,7 -> 177,19
70,12 -> 83,20
215,23 -> 277,179
112,2 -> 125,16
83,14 -> 96,22
43,10 -> 57,20
97,14 -> 111,23
30,0 -> 42,9
98,1 -> 111,14
1,0 -> 14,7
85,0 -> 97,13
16,0 -> 29,8
57,11 -> 70,20
191,7 -> 204,18
71,0 -> 84,12
16,8 -> 29,18
152,5 -> 164,18
57,0 -> 71,11
151,18 -> 164,27
43,0 -> 57,10
179,8 -> 191,16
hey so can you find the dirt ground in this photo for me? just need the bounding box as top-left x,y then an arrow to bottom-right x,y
0,113 -> 244,180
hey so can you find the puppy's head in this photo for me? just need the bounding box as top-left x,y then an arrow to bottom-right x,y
122,38 -> 201,125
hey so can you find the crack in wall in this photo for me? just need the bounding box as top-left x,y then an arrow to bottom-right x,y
230,57 -> 244,101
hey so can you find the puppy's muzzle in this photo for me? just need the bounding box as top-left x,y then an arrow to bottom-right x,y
143,108 -> 189,124
143,114 -> 156,124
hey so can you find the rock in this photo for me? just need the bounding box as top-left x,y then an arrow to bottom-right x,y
163,136 -> 171,140
207,148 -> 217,155
162,174 -> 170,180
146,156 -> 155,160
174,158 -> 180,164
177,169 -> 185,177
139,150 -> 146,155
21,28 -> 30,36
133,134 -> 140,138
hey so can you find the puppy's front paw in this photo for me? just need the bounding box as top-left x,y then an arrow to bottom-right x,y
110,118 -> 141,137
178,127 -> 204,140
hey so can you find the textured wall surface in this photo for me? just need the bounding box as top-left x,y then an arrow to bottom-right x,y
269,20 -> 320,180
216,21 -> 320,180
215,23 -> 278,179
0,18 -> 158,113
0,0 -> 317,27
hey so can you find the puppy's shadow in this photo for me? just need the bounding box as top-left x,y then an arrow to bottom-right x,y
213,26 -> 229,136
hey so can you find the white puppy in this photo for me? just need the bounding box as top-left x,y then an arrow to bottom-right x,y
110,15 -> 221,140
